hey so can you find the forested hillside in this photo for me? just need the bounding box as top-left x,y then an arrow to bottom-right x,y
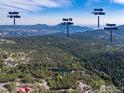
0,36 -> 121,93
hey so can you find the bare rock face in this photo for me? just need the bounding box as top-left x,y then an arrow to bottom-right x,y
99,85 -> 120,93
0,39 -> 15,44
76,81 -> 120,93
76,81 -> 92,93
35,79 -> 49,90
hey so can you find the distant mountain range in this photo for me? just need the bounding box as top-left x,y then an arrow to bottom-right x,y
1,24 -> 124,45
70,26 -> 124,45
0,24 -> 92,37
51,25 -> 124,45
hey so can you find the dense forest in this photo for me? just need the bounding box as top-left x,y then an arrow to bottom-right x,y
0,35 -> 123,93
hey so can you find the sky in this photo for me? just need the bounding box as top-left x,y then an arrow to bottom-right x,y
0,0 -> 124,27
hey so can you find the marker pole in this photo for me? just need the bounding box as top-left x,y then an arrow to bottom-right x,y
14,18 -> 15,26
67,24 -> 69,38
98,16 -> 100,28
110,29 -> 112,42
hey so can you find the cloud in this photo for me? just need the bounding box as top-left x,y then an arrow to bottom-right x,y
111,0 -> 124,4
85,0 -> 100,7
0,0 -> 73,13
